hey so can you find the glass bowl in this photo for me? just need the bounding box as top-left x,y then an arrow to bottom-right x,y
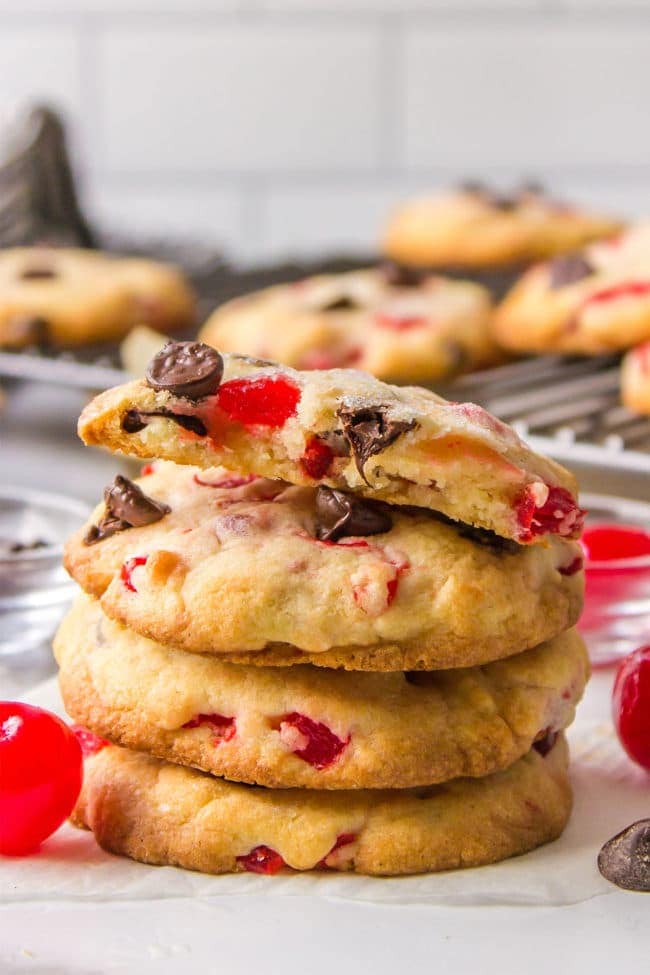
0,486 -> 89,658
579,493 -> 650,667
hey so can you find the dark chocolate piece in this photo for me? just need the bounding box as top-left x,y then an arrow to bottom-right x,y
548,253 -> 594,289
317,429 -> 351,458
122,408 -> 208,437
532,729 -> 558,757
457,523 -> 519,555
319,295 -> 360,312
380,261 -> 427,289
145,341 -> 223,400
1,315 -> 50,347
315,486 -> 392,542
19,266 -> 57,280
598,820 -> 650,892
84,475 -> 170,545
337,406 -> 417,483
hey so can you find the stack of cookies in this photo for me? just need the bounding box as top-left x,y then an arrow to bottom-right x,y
56,342 -> 589,877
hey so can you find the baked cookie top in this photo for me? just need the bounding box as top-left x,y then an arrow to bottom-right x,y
493,222 -> 650,354
63,463 -> 584,663
0,246 -> 195,348
382,183 -> 622,269
77,342 -> 583,544
72,734 -> 572,876
199,266 -> 497,384
621,341 -> 650,415
56,596 -> 588,791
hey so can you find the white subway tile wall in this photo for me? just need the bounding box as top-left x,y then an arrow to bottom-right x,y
0,2 -> 649,261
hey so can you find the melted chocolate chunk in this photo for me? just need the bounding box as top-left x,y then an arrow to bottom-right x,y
598,820 -> 650,892
146,341 -> 223,400
315,486 -> 392,542
319,295 -> 360,312
548,253 -> 594,289
84,475 -> 170,545
337,406 -> 417,483
317,429 -> 351,458
457,523 -> 519,555
19,266 -> 57,280
532,729 -> 558,757
380,261 -> 428,289
122,408 -> 207,437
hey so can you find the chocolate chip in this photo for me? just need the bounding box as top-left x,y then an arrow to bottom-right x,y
19,266 -> 57,280
457,523 -> 519,555
489,193 -> 519,212
84,475 -> 170,545
317,429 -> 351,458
598,820 -> 650,892
380,261 -> 427,289
315,486 -> 392,542
337,406 -> 417,483
532,729 -> 558,757
548,254 -> 594,289
145,341 -> 224,400
122,408 -> 208,437
319,295 -> 360,312
1,315 -> 50,348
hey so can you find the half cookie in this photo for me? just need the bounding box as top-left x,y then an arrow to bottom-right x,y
78,343 -> 583,544
55,596 -> 588,790
63,463 -> 584,665
200,267 -> 497,384
72,735 -> 572,876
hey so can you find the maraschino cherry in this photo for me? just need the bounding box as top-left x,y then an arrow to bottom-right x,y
612,645 -> 650,771
0,703 -> 83,855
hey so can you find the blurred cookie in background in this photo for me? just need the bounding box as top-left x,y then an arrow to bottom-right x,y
0,247 -> 196,349
200,266 -> 498,385
621,341 -> 650,415
382,183 -> 622,272
493,222 -> 650,355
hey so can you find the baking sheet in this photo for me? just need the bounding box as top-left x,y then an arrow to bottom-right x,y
2,671 -> 647,908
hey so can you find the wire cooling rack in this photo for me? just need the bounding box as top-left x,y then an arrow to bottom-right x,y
1,251 -> 649,476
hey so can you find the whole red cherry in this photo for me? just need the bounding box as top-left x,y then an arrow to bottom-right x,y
0,702 -> 83,855
612,645 -> 650,771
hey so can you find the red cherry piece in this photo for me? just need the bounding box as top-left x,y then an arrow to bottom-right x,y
216,376 -> 300,429
120,555 -> 148,592
0,702 -> 83,856
612,645 -> 650,770
558,555 -> 584,576
516,485 -> 585,541
182,713 -> 236,744
318,832 -> 357,869
299,436 -> 334,479
586,280 -> 650,306
374,312 -> 427,331
278,712 -> 350,770
633,342 -> 650,374
140,463 -> 156,476
72,726 -> 111,757
237,845 -> 286,875
193,472 -> 257,489
580,524 -> 650,562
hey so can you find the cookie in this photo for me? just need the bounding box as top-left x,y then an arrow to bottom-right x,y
493,223 -> 650,354
200,267 -> 497,384
55,596 -> 588,790
621,342 -> 650,415
71,733 -> 571,876
0,246 -> 196,348
77,343 -> 584,545
63,463 -> 584,664
382,183 -> 621,270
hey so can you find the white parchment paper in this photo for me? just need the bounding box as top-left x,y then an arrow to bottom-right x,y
2,672 -> 648,908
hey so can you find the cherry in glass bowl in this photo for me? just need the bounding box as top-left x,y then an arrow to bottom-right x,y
578,494 -> 650,666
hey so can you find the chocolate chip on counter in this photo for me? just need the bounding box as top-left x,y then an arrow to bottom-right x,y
19,267 -> 57,280
122,408 -> 208,437
84,475 -> 170,545
145,341 -> 224,400
319,295 -> 360,312
548,254 -> 594,290
380,261 -> 428,289
598,820 -> 650,892
337,406 -> 417,483
315,486 -> 392,542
